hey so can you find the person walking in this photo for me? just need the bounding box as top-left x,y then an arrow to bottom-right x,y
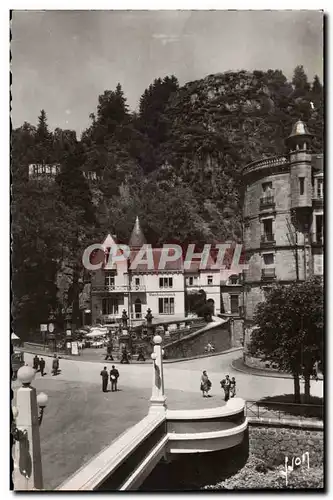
110,365 -> 119,392
120,348 -> 129,364
137,348 -> 145,362
230,377 -> 236,398
33,355 -> 39,371
200,370 -> 212,397
105,344 -> 114,361
39,357 -> 46,377
220,374 -> 231,401
52,354 -> 59,376
100,366 -> 109,392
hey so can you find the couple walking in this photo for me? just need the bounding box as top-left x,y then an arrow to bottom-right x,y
100,365 -> 120,392
33,355 -> 46,376
220,374 -> 236,401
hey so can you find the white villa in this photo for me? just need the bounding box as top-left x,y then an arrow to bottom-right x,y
90,218 -> 222,327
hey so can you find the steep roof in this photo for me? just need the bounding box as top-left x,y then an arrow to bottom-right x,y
128,217 -> 147,248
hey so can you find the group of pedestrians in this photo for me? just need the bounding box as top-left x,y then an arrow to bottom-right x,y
100,365 -> 120,392
200,371 -> 236,400
220,374 -> 236,401
33,354 -> 60,377
33,355 -> 46,376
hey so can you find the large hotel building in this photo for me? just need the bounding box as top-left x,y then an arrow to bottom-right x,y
242,120 -> 323,362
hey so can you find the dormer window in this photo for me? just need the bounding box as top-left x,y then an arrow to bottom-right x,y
229,275 -> 239,285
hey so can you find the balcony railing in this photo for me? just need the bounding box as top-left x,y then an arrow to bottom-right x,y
261,268 -> 276,280
260,234 -> 276,247
131,312 -> 143,320
92,285 -> 146,293
260,196 -> 275,209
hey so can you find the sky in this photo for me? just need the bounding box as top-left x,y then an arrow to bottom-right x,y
11,10 -> 324,137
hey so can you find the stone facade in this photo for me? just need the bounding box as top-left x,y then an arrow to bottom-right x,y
249,424 -> 323,467
242,122 -> 323,363
164,322 -> 231,359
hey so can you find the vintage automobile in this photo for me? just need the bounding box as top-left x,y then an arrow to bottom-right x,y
11,351 -> 24,380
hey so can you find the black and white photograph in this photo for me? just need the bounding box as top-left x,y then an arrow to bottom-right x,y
10,8 -> 324,492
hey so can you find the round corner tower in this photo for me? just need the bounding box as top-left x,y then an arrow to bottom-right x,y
242,120 -> 323,367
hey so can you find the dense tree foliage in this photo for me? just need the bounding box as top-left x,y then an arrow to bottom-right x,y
249,277 -> 323,403
11,67 -> 324,336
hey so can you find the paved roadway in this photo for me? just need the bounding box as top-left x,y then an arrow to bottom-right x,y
21,351 -> 323,402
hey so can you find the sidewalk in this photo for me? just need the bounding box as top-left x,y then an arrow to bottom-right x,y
232,356 -> 323,381
17,345 -> 242,365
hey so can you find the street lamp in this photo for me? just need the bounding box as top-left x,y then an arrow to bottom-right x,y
36,392 -> 48,425
17,366 -> 35,386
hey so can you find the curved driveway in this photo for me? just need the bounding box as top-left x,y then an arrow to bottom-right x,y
22,351 -> 323,402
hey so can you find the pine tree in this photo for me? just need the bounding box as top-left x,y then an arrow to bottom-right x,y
34,109 -> 53,163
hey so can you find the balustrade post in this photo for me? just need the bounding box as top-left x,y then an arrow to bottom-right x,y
12,366 -> 45,490
149,335 -> 167,412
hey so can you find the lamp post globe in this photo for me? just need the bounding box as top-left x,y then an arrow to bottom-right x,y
17,365 -> 35,386
153,335 -> 162,345
37,392 -> 48,408
151,353 -> 157,361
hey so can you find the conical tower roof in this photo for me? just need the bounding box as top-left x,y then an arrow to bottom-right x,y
129,216 -> 146,248
289,120 -> 311,138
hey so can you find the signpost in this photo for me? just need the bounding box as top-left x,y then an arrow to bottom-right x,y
40,324 -> 47,332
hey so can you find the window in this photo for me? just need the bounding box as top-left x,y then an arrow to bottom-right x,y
262,182 -> 272,194
102,298 -> 118,315
316,214 -> 323,243
187,276 -> 198,286
159,277 -> 173,288
105,272 -> 115,288
158,297 -> 175,315
317,178 -> 323,199
262,219 -> 273,241
229,275 -> 239,285
207,275 -> 213,285
299,177 -> 305,195
135,277 -> 140,287
134,298 -> 142,319
263,253 -> 274,266
230,295 -> 239,314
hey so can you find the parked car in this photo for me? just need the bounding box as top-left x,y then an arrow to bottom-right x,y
11,351 -> 24,380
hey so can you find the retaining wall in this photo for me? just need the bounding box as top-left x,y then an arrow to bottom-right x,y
248,423 -> 323,466
164,322 -> 231,360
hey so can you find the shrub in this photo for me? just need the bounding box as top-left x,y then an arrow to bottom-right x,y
203,455 -> 324,490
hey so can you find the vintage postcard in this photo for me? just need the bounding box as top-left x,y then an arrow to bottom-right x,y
10,9 -> 324,492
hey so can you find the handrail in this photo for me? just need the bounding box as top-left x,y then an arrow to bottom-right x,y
245,400 -> 324,421
57,413 -> 165,491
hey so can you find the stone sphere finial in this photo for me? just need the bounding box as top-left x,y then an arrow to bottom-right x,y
153,335 -> 162,345
17,366 -> 35,386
